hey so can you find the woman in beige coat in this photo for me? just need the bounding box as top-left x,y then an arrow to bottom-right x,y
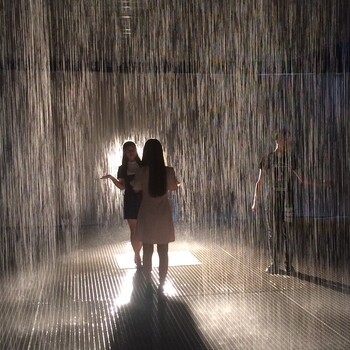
132,139 -> 179,297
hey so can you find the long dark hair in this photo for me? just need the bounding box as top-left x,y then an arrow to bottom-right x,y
142,139 -> 166,197
121,141 -> 141,169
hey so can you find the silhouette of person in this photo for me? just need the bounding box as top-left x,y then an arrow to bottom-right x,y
101,141 -> 143,268
252,128 -> 328,275
132,139 -> 179,298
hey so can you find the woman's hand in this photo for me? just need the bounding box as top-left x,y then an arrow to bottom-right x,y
101,175 -> 125,190
252,200 -> 257,211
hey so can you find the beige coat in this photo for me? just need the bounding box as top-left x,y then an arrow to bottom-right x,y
133,166 -> 178,244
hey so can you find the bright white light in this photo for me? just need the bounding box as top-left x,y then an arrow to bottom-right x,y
107,146 -> 122,175
115,250 -> 201,269
106,139 -> 174,175
107,140 -> 144,176
111,269 -> 135,309
162,280 -> 178,297
111,250 -> 201,302
167,250 -> 201,267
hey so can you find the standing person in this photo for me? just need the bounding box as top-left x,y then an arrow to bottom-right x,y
132,139 -> 179,298
101,141 -> 143,268
252,129 -> 303,275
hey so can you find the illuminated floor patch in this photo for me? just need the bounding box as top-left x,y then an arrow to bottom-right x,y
115,250 -> 201,269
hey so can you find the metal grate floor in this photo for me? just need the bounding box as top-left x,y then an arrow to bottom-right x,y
0,224 -> 349,349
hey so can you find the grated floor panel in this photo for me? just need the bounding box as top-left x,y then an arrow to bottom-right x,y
0,224 -> 349,349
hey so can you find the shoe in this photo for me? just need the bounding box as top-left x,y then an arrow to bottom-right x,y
284,265 -> 296,276
265,264 -> 279,274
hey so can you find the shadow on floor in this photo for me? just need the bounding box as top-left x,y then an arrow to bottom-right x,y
294,271 -> 350,294
110,271 -> 213,350
274,267 -> 350,294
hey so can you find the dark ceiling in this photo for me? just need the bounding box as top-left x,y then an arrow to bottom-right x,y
1,0 -> 349,73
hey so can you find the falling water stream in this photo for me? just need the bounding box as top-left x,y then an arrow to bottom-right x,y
1,0 -> 349,273
0,1 -> 349,347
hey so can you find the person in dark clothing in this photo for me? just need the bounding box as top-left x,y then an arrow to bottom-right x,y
252,129 -> 316,275
101,141 -> 143,268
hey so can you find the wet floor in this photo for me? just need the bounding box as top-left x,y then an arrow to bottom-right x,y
0,223 -> 349,350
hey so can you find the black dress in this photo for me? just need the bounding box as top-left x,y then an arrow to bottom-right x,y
117,164 -> 142,219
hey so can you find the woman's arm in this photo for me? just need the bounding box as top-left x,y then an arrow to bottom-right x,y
252,169 -> 262,210
100,175 -> 125,190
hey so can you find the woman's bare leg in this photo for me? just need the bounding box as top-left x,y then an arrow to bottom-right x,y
157,244 -> 169,288
142,243 -> 154,284
127,219 -> 142,267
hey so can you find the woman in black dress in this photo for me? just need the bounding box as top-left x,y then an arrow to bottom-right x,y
101,141 -> 143,268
